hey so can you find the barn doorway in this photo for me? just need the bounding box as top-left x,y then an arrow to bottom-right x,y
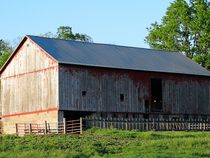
63,111 -> 93,121
151,79 -> 163,112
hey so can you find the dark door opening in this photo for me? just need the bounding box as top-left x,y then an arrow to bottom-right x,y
151,79 -> 163,112
63,111 -> 93,121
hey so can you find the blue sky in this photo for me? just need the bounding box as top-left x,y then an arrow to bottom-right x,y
1,0 -> 174,48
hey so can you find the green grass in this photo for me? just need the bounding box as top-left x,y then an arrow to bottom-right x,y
1,128 -> 210,158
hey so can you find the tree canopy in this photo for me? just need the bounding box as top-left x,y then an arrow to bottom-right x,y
145,0 -> 210,69
0,39 -> 12,68
42,26 -> 93,42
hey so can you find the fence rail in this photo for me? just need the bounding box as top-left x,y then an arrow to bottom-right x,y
84,116 -> 210,131
15,118 -> 83,136
10,116 -> 210,136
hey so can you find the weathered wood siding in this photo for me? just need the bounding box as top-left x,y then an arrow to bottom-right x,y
59,65 -> 210,115
59,66 -> 148,112
0,38 -> 59,116
163,80 -> 210,115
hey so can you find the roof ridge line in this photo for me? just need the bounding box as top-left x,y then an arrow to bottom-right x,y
26,35 -> 179,54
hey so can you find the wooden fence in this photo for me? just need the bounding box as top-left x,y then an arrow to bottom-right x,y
84,116 -> 210,131
15,118 -> 83,136
10,116 -> 210,136
0,121 -> 2,134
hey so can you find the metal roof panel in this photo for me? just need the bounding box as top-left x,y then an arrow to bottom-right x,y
27,35 -> 210,77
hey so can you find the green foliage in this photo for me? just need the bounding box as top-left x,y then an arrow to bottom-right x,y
42,26 -> 93,42
193,53 -> 210,70
145,0 -> 210,69
0,52 -> 11,68
0,39 -> 12,68
0,39 -> 12,55
1,128 -> 210,158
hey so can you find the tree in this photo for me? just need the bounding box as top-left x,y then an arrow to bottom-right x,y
193,53 -> 210,69
42,26 -> 93,42
145,0 -> 210,69
0,39 -> 12,68
0,52 -> 11,68
0,39 -> 12,55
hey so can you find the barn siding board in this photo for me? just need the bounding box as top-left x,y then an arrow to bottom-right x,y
209,84 -> 210,114
1,62 -> 58,115
163,80 -> 210,115
1,39 -> 56,78
0,39 -> 58,116
59,65 -> 210,115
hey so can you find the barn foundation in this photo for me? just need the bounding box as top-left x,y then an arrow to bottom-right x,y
1,110 -> 59,134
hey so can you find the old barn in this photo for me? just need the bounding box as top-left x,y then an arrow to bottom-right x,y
0,35 -> 210,133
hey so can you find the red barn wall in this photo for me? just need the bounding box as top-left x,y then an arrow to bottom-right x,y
59,64 -> 210,116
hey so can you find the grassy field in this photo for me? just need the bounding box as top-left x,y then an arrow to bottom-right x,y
0,128 -> 210,158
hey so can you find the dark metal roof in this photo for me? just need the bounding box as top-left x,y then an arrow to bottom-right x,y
28,35 -> 210,76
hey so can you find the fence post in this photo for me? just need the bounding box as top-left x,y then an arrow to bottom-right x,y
15,123 -> 18,136
152,118 -> 155,131
80,117 -> 83,134
44,121 -> 47,134
63,118 -> 66,134
103,118 -> 105,128
125,119 -> 128,130
29,123 -> 32,134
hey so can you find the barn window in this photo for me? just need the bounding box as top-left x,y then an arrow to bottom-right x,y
82,91 -> 86,96
120,94 -> 124,101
